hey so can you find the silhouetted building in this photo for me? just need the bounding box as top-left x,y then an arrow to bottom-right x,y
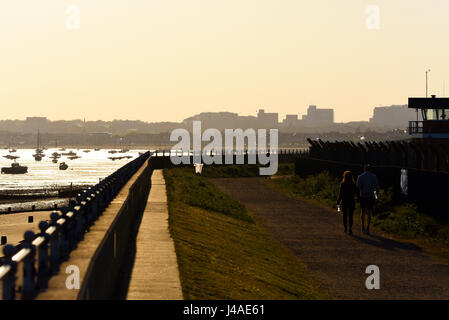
369,105 -> 417,128
283,114 -> 299,126
24,117 -> 49,133
257,109 -> 278,127
302,105 -> 334,125
408,95 -> 449,138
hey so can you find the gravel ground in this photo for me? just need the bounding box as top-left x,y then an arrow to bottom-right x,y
212,177 -> 449,300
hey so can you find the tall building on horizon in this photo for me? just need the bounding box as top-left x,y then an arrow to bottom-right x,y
369,105 -> 418,128
257,109 -> 279,127
302,105 -> 334,125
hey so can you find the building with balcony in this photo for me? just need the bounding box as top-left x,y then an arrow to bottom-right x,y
408,95 -> 449,138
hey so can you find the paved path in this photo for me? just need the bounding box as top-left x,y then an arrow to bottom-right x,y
212,177 -> 449,300
126,170 -> 183,300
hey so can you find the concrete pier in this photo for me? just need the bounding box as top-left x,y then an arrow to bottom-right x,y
126,170 -> 183,300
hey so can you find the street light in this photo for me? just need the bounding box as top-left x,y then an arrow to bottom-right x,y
426,69 -> 431,98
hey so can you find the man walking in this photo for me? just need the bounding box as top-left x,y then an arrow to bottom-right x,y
356,164 -> 379,235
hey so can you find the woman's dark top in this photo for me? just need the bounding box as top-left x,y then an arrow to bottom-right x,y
337,182 -> 358,207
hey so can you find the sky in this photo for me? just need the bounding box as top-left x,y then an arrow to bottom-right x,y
1,0 -> 449,123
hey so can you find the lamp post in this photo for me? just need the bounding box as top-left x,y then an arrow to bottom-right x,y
426,69 -> 431,98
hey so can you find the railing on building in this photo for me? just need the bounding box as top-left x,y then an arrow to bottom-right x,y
408,121 -> 423,134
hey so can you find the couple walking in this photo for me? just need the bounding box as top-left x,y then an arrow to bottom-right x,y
336,164 -> 379,235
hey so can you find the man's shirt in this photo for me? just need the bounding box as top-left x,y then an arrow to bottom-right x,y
357,172 -> 379,198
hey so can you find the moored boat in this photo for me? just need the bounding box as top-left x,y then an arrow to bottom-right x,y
1,162 -> 28,174
62,151 -> 77,156
59,162 -> 68,170
33,130 -> 45,161
3,155 -> 20,160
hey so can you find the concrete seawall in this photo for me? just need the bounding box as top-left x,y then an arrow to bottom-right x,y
38,158 -> 153,300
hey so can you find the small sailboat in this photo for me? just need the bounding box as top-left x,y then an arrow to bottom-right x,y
59,162 -> 68,170
33,130 -> 45,161
7,142 -> 17,153
3,155 -> 19,160
62,150 -> 77,156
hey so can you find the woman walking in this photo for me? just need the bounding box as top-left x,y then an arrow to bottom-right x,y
336,171 -> 358,235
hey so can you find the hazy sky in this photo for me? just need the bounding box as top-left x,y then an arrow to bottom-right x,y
1,0 -> 449,123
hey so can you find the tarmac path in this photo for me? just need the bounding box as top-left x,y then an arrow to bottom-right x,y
212,177 -> 449,300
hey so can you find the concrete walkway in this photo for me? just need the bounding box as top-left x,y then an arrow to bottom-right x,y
212,177 -> 449,300
126,170 -> 183,300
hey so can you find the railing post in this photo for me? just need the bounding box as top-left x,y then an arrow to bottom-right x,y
61,207 -> 75,253
22,230 -> 36,300
90,193 -> 98,221
49,211 -> 61,274
2,245 -> 17,300
37,221 -> 50,291
84,198 -> 94,230
73,205 -> 85,242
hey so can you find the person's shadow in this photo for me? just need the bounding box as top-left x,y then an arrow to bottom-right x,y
350,233 -> 421,252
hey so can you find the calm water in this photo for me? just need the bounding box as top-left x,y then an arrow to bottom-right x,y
0,148 -> 147,191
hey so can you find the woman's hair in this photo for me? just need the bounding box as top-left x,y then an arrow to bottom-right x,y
342,170 -> 354,184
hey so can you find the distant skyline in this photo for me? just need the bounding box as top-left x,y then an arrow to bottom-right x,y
1,1 -> 449,123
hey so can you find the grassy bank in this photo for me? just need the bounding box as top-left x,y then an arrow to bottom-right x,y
164,167 -> 325,299
268,171 -> 449,246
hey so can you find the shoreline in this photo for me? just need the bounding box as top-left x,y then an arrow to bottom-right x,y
0,197 -> 71,214
0,185 -> 90,199
0,185 -> 91,214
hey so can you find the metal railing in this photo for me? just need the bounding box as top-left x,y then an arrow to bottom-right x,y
0,151 -> 151,300
151,148 -> 307,156
409,121 -> 423,134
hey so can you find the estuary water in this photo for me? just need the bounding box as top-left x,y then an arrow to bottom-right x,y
0,148 -> 146,192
